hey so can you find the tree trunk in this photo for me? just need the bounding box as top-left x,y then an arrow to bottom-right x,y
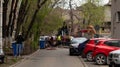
10,0 -> 19,37
69,0 -> 74,35
15,0 -> 29,38
6,0 -> 15,37
24,0 -> 48,39
3,0 -> 9,38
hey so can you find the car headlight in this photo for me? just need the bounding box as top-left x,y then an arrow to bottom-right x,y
69,45 -> 74,48
113,54 -> 120,58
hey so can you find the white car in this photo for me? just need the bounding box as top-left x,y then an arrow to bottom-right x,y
108,49 -> 120,67
69,37 -> 89,56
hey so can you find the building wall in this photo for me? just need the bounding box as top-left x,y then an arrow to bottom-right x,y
111,0 -> 120,38
104,5 -> 111,22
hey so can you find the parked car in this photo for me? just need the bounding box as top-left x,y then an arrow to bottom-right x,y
0,48 -> 5,63
92,39 -> 120,65
83,38 -> 107,61
108,49 -> 120,67
69,37 -> 88,56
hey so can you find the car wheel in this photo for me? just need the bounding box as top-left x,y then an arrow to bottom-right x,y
69,48 -> 74,56
109,64 -> 115,67
86,52 -> 93,61
109,64 -> 120,67
0,57 -> 4,63
95,54 -> 107,65
109,62 -> 116,67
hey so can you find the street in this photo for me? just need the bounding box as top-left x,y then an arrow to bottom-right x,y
1,0 -> 120,67
10,48 -> 108,67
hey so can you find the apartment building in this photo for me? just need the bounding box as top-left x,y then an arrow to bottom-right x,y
111,0 -> 120,38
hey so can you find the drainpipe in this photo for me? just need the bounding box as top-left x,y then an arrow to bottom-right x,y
0,0 -> 3,49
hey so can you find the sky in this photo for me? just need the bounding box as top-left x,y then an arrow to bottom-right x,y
57,0 -> 109,9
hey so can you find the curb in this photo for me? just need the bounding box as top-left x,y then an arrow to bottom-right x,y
78,56 -> 88,67
9,49 -> 40,67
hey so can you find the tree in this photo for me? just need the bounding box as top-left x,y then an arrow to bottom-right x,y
2,0 -> 63,52
82,0 -> 104,26
39,9 -> 63,35
2,0 -> 52,52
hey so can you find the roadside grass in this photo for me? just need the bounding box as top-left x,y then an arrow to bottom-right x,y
0,56 -> 22,67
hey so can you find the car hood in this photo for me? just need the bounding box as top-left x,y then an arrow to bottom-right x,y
110,49 -> 120,54
71,43 -> 79,48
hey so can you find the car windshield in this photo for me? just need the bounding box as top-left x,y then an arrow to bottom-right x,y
71,38 -> 88,44
104,40 -> 120,47
95,40 -> 100,44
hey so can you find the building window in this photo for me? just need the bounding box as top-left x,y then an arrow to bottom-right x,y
116,12 -> 120,22
118,12 -> 120,21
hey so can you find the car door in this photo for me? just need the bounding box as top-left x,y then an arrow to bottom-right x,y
102,40 -> 120,55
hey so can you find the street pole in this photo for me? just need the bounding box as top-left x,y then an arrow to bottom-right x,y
0,0 -> 3,49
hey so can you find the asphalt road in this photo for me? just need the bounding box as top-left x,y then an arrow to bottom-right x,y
10,48 -> 85,67
10,48 -> 108,67
82,58 -> 108,67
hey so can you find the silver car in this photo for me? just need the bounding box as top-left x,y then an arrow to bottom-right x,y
108,49 -> 120,67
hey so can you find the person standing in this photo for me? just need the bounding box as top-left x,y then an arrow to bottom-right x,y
47,36 -> 56,50
85,25 -> 96,39
15,33 -> 24,57
56,35 -> 62,47
89,25 -> 96,38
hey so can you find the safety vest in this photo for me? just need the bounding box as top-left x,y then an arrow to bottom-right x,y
57,36 -> 61,41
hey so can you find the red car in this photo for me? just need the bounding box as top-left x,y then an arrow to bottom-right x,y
92,39 -> 120,65
83,38 -> 107,61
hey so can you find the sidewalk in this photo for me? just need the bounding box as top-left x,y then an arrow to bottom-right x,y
0,56 -> 22,67
9,49 -> 39,67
